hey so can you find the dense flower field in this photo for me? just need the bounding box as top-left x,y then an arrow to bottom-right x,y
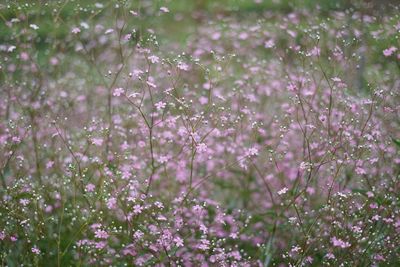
0,0 -> 399,266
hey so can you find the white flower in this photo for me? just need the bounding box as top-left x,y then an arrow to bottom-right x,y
160,7 -> 169,13
277,187 -> 288,195
30,24 -> 39,30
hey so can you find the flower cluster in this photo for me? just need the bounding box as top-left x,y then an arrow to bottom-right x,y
0,0 -> 399,266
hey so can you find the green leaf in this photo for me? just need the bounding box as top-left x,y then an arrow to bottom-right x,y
392,137 -> 400,149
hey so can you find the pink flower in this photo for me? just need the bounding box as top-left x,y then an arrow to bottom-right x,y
71,27 -> 81,34
177,62 -> 189,71
310,46 -> 320,56
369,203 -> 378,209
95,229 -> 109,239
46,161 -> 54,169
107,197 -> 117,209
95,241 -> 107,249
383,46 -> 397,57
148,55 -> 160,64
91,138 -> 103,146
355,167 -> 366,175
86,183 -> 96,192
247,147 -> 259,157
113,87 -> 125,96
325,253 -> 335,259
32,246 -> 41,255
264,39 -> 275,48
198,239 -> 210,250
196,143 -> 208,153
122,244 -> 137,256
158,155 -> 169,164
331,237 -> 351,248
174,236 -> 184,247
133,204 -> 143,215
155,101 -> 166,110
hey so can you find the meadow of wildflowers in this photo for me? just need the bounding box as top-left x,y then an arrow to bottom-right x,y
0,0 -> 399,266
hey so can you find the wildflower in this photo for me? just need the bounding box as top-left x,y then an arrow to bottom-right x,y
91,138 -> 103,146
155,101 -> 166,110
30,24 -> 39,30
20,199 -> 30,206
331,237 -> 351,248
369,203 -> 378,209
122,244 -> 137,256
86,183 -> 96,192
383,46 -> 397,57
355,166 -> 366,175
372,215 -> 380,221
148,55 -> 159,64
199,96 -> 208,105
264,39 -> 275,48
7,46 -> 16,53
107,197 -> 117,209
325,253 -> 335,259
277,187 -> 288,195
247,147 -> 259,157
46,161 -> 54,169
71,27 -> 81,34
95,241 -> 107,249
196,143 -> 208,153
160,7 -> 169,13
95,229 -> 109,239
198,239 -> 210,250
105,29 -> 114,34
133,204 -> 143,214
310,46 -> 320,56
113,87 -> 125,96
158,155 -> 169,164
133,230 -> 144,240
31,246 -> 40,255
177,62 -> 189,71
299,161 -> 311,170
129,10 -> 138,16
174,236 -> 184,247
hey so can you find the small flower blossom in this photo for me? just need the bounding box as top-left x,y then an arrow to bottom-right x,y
86,183 -> 96,192
91,138 -> 103,146
133,204 -> 143,214
155,101 -> 166,110
46,161 -> 54,169
71,27 -> 81,34
247,147 -> 259,157
31,246 -> 40,255
196,143 -> 208,153
383,46 -> 397,57
264,39 -> 275,48
107,197 -> 117,209
159,7 -> 169,13
277,187 -> 288,195
30,24 -> 39,30
95,229 -> 109,239
177,62 -> 189,71
331,237 -> 351,248
113,87 -> 125,96
174,236 -> 184,247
